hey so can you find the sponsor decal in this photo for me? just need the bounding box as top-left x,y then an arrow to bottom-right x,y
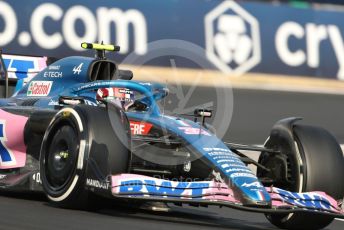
44,71 -> 62,78
241,181 -> 263,188
0,110 -> 27,169
230,172 -> 256,178
205,0 -> 260,75
84,100 -> 97,106
118,179 -> 210,197
204,148 -> 253,176
221,163 -> 234,169
203,147 -> 259,186
0,2 -> 147,54
207,151 -> 235,157
48,65 -> 60,70
273,188 -> 333,211
213,156 -> 240,162
129,121 -> 153,135
60,99 -> 80,105
178,127 -> 211,136
48,99 -> 59,106
224,164 -> 247,169
216,159 -> 237,163
27,81 -> 52,96
0,121 -> 16,167
139,82 -> 151,86
78,81 -> 107,91
203,147 -> 231,152
275,22 -> 344,80
72,63 -> 83,75
2,54 -> 47,79
0,175 -> 6,180
86,178 -> 109,190
225,168 -> 252,173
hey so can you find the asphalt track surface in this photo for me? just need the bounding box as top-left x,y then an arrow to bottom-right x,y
1,87 -> 344,230
226,88 -> 344,144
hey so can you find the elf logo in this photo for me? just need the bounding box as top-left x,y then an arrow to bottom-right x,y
129,121 -> 153,135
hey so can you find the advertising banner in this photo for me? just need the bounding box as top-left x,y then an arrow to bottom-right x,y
1,0 -> 344,79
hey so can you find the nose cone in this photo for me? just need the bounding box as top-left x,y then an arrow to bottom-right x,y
231,177 -> 271,207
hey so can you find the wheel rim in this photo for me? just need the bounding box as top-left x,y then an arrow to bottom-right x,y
258,138 -> 302,192
45,125 -> 79,192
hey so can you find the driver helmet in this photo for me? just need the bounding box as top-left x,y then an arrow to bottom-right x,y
96,87 -> 135,110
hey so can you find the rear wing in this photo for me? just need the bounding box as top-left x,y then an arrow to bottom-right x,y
0,51 -> 54,97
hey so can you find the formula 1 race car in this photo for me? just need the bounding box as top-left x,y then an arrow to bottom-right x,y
0,44 -> 343,230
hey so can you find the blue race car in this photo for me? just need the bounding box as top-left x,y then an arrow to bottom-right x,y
0,43 -> 343,230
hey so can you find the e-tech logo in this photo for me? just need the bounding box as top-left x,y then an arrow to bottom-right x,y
205,0 -> 260,75
0,1 -> 147,54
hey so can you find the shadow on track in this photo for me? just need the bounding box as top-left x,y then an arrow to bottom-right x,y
92,199 -> 277,230
0,191 -> 276,229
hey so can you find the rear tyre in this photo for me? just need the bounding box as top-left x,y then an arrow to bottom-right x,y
258,119 -> 344,229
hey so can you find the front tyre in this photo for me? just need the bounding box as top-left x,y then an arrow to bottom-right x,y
40,107 -> 89,208
258,119 -> 344,229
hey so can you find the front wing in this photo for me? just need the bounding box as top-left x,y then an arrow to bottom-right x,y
110,174 -> 344,218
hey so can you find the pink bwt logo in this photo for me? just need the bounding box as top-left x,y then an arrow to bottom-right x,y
0,110 -> 28,169
0,121 -> 16,166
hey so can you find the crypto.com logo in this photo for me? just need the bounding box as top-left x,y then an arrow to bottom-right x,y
205,0 -> 261,75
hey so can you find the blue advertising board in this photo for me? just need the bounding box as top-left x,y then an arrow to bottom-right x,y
0,0 -> 344,79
